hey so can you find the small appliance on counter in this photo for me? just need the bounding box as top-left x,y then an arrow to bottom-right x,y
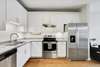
42,35 -> 57,58
90,38 -> 98,48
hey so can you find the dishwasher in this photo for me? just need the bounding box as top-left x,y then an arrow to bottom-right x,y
0,48 -> 17,67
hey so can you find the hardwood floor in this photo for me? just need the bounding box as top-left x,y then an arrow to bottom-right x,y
24,59 -> 100,67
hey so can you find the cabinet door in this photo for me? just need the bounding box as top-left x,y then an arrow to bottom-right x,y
57,42 -> 66,57
16,2 -> 27,32
18,7 -> 27,27
7,0 -> 27,32
7,0 -> 19,22
22,45 -> 27,66
17,43 -> 31,67
17,46 -> 24,67
25,43 -> 31,62
0,0 -> 6,30
31,42 -> 42,57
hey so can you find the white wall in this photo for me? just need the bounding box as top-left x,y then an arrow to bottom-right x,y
80,6 -> 88,22
28,12 -> 81,33
88,0 -> 100,44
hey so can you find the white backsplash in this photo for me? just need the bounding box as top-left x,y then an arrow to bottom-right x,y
0,32 -> 11,42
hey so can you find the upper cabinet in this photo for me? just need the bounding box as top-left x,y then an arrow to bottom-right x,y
7,0 -> 27,32
0,0 -> 27,31
28,12 -> 80,33
7,0 -> 20,23
0,0 -> 6,30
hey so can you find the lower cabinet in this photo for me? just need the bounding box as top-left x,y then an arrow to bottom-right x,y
17,42 -> 31,67
57,42 -> 66,57
31,42 -> 42,58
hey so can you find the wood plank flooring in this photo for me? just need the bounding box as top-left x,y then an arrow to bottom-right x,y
24,59 -> 100,67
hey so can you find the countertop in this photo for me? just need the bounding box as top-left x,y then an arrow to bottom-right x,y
0,41 -> 29,55
19,38 -> 67,42
0,37 -> 67,56
0,46 -> 16,55
19,38 -> 43,42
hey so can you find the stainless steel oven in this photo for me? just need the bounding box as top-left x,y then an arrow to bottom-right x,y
42,35 -> 57,58
43,42 -> 56,51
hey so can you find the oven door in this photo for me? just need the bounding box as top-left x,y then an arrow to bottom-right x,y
43,42 -> 56,51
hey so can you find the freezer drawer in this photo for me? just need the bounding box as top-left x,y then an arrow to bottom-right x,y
78,48 -> 88,60
68,48 -> 88,60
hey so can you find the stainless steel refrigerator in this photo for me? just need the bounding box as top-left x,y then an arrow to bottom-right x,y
67,23 -> 88,60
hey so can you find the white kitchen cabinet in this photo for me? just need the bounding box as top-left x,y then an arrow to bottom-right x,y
7,0 -> 27,32
17,43 -> 31,67
7,0 -> 20,23
0,0 -> 6,30
24,42 -> 31,63
17,45 -> 24,67
16,5 -> 27,32
28,12 -> 80,32
31,42 -> 42,57
57,42 -> 66,57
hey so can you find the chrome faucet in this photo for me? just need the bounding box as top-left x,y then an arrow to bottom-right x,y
10,33 -> 19,41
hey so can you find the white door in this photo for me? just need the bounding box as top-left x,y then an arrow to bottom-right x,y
22,45 -> 27,65
57,42 -> 66,57
17,45 -> 24,67
25,43 -> 31,62
7,0 -> 19,22
31,42 -> 42,57
17,43 -> 31,67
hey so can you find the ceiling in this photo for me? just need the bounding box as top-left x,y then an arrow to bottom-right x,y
18,0 -> 88,11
